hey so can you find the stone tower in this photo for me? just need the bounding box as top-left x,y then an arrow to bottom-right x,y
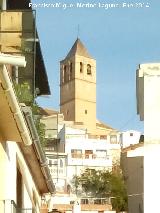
60,38 -> 96,132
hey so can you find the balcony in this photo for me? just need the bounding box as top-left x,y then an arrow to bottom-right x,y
71,153 -> 110,160
0,10 -> 36,97
12,200 -> 37,213
0,200 -> 37,213
80,197 -> 110,205
68,153 -> 112,167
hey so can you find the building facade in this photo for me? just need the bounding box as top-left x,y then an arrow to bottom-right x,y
136,63 -> 160,213
0,58 -> 55,213
0,1 -> 55,212
120,130 -> 142,149
40,109 -> 121,195
121,143 -> 144,213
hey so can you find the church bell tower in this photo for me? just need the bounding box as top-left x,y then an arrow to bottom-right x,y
60,38 -> 96,132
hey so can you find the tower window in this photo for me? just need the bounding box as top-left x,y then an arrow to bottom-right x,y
69,62 -> 72,80
62,66 -> 64,83
85,110 -> 87,114
80,62 -> 83,73
64,65 -> 67,82
87,64 -> 91,75
64,65 -> 69,82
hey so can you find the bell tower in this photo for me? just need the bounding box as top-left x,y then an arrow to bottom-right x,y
60,38 -> 96,132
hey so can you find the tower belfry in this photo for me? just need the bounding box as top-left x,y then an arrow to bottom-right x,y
60,38 -> 96,132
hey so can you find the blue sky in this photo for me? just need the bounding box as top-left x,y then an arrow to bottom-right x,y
32,0 -> 160,133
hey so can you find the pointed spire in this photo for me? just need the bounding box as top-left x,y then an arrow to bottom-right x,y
65,38 -> 93,59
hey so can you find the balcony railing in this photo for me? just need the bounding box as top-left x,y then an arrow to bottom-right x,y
71,153 -> 110,160
11,200 -> 37,213
0,200 -> 37,213
79,197 -> 110,205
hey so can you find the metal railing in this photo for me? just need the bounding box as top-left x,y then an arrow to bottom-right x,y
80,197 -> 110,205
71,153 -> 110,160
11,200 -> 37,213
0,200 -> 37,213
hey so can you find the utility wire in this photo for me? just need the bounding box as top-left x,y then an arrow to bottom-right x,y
119,114 -> 137,131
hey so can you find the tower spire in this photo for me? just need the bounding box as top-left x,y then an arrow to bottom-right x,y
65,38 -> 93,59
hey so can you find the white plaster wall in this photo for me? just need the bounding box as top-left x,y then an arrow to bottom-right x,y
120,130 -> 141,148
65,125 -> 86,136
143,66 -> 160,213
16,144 -> 41,212
66,137 -> 112,168
23,183 -> 32,209
137,64 -> 160,213
0,142 -> 17,201
0,141 -> 42,213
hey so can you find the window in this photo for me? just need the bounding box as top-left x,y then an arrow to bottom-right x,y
100,135 -> 107,139
130,132 -> 133,136
64,65 -> 67,82
69,62 -> 73,80
110,135 -> 117,144
87,64 -> 91,75
85,109 -> 87,114
80,62 -> 83,73
60,159 -> 63,168
71,149 -> 82,158
85,150 -> 93,159
62,65 -> 65,83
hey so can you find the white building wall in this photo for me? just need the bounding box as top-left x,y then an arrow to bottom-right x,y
23,183 -> 32,209
63,126 -> 113,186
120,130 -> 141,148
137,63 -> 160,213
0,141 -> 42,213
49,124 -> 121,195
0,142 -> 17,201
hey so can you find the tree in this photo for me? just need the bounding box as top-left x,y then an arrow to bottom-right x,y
72,167 -> 128,212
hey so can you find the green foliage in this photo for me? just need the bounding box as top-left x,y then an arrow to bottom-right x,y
14,81 -> 33,104
32,106 -> 46,147
110,172 -> 128,212
73,167 -> 128,212
14,82 -> 47,147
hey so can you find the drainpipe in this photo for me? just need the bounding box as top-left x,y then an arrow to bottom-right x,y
22,106 -> 55,194
0,54 -> 32,146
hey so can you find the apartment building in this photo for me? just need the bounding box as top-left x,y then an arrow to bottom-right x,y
0,55 -> 55,213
